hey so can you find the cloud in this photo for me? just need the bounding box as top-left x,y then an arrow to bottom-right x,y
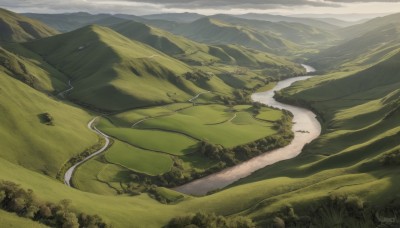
0,0 -> 399,15
89,0 -> 339,9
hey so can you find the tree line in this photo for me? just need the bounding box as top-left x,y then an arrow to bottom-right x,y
0,180 -> 110,228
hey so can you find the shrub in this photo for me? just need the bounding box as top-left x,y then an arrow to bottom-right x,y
166,212 -> 255,228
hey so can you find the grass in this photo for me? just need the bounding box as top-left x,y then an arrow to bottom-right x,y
0,8 -> 57,42
98,118 -> 199,156
255,107 -> 282,122
105,140 -> 173,176
223,50 -> 400,223
24,25 -> 206,111
0,70 -> 97,177
109,104 -> 280,149
73,157 -> 125,195
0,210 -> 47,228
140,106 -> 276,148
256,82 -> 277,92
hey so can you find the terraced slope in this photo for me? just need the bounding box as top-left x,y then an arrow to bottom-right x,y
0,8 -> 58,42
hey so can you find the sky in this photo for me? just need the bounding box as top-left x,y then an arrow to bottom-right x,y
1,0 -> 400,20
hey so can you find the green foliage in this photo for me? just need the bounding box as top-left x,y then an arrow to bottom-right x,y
381,150 -> 400,166
167,212 -> 255,228
0,180 -> 110,228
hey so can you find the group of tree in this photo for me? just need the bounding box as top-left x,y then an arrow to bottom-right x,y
381,149 -> 400,166
265,194 -> 400,227
0,180 -> 110,228
184,70 -> 212,82
38,112 -> 54,126
167,212 -> 255,228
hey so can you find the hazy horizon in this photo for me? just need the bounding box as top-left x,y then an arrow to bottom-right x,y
1,0 -> 399,21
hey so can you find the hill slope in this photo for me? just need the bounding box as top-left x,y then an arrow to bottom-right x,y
229,50 -> 400,225
309,23 -> 400,71
339,12 -> 400,40
170,17 -> 298,53
0,8 -> 58,42
110,20 -> 303,71
23,12 -> 128,32
0,50 -> 97,177
237,13 -> 339,30
210,14 -> 338,45
24,25 -> 214,111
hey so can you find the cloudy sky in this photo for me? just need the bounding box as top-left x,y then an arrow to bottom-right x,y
1,0 -> 400,20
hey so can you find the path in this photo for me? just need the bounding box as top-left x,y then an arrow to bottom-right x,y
64,117 -> 110,187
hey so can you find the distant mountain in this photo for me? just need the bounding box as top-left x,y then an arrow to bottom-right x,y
141,12 -> 205,23
236,13 -> 339,30
339,13 -> 400,40
24,25 -> 217,111
210,14 -> 338,45
169,17 -> 297,53
110,20 -> 298,70
0,8 -> 58,42
310,23 -> 400,70
23,12 -> 128,32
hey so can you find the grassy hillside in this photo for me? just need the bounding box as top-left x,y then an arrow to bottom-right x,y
110,20 -> 305,73
170,17 -> 298,54
0,8 -> 58,42
237,13 -> 339,30
339,12 -> 400,40
23,12 -> 128,32
0,67 -> 97,177
0,210 -> 47,228
309,24 -> 400,71
228,50 -> 400,225
24,25 -> 210,111
211,14 -> 338,46
141,13 -> 204,23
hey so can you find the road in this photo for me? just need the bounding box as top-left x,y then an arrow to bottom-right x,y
64,117 -> 110,187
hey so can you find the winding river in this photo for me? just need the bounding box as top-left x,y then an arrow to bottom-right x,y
174,64 -> 321,196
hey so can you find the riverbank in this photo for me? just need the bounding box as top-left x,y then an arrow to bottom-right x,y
174,66 -> 321,196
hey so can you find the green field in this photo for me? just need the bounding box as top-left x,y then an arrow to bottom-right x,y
105,140 -> 173,175
100,104 -> 280,150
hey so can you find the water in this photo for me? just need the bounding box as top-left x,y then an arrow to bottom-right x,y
173,65 -> 321,196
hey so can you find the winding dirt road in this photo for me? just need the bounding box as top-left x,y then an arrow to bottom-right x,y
64,117 -> 110,187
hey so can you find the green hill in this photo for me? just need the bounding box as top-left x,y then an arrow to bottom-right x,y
237,13 -> 339,30
110,20 -> 303,72
210,14 -> 338,46
339,12 -> 400,40
23,12 -> 128,32
0,51 -> 97,177
0,8 -> 58,42
309,23 -> 400,71
170,17 -> 298,54
228,50 -> 400,225
141,12 -> 204,23
24,25 -> 235,111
